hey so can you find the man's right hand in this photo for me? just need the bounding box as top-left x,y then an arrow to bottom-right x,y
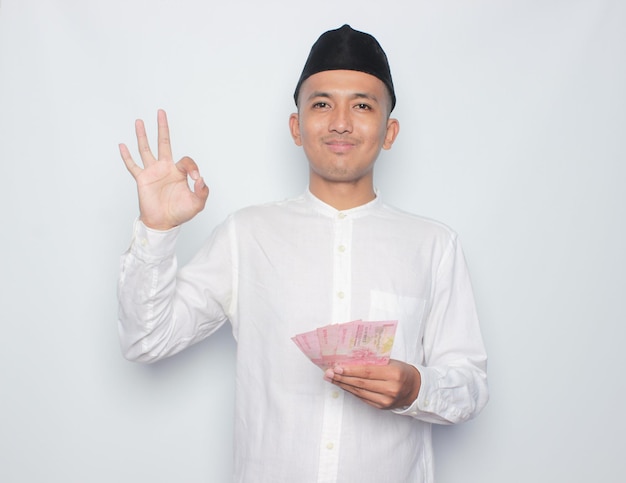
119,109 -> 209,231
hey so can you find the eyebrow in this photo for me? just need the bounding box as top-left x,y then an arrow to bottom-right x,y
306,91 -> 380,104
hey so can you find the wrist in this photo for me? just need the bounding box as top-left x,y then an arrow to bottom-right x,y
139,217 -> 178,232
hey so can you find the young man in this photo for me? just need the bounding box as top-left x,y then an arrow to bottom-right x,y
118,24 -> 488,483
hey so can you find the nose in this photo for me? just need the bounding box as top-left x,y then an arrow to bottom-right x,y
328,104 -> 352,134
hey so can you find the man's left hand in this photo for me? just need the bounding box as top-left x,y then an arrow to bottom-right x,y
324,359 -> 421,410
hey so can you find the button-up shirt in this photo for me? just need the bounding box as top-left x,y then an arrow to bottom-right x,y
118,190 -> 488,483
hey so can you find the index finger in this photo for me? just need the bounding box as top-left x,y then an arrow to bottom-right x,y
326,364 -> 386,381
157,109 -> 173,162
119,143 -> 142,179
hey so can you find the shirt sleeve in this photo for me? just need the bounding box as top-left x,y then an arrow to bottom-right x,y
393,234 -> 489,424
117,218 -> 233,363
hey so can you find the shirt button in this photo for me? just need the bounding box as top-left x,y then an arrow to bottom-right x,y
338,245 -> 346,252
337,291 -> 345,299
140,238 -> 148,247
326,442 -> 334,450
331,390 -> 340,399
338,212 -> 346,219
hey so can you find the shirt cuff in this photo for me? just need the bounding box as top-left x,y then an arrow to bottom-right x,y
128,218 -> 181,261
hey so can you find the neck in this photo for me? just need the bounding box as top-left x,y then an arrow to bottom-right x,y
309,178 -> 376,210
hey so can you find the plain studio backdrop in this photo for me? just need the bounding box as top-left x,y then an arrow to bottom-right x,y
1,1 -> 624,482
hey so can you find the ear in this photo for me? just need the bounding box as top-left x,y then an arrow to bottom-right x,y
382,118 -> 400,150
289,113 -> 303,146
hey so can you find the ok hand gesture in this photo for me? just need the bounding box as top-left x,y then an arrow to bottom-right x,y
119,109 -> 209,230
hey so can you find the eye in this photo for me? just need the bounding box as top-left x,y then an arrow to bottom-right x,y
355,103 -> 372,110
312,101 -> 330,109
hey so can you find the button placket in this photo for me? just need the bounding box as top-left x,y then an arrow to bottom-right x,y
332,213 -> 351,322
316,212 -> 352,482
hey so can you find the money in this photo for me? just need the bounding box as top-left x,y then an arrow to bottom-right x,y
292,319 -> 398,369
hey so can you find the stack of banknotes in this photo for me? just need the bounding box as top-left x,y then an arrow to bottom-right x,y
292,319 -> 398,369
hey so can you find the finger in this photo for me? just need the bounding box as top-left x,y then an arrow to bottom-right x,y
134,118 -> 156,166
326,367 -> 380,394
331,365 -> 386,381
327,365 -> 401,398
176,156 -> 210,201
331,373 -> 387,394
119,143 -> 142,179
157,109 -> 173,162
192,176 -> 210,202
331,380 -> 391,409
175,155 -> 201,178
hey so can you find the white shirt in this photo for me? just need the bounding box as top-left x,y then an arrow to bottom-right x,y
118,190 -> 488,483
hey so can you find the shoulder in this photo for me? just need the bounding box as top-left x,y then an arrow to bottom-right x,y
375,202 -> 459,242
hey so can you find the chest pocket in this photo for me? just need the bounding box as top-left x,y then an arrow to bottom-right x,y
368,290 -> 426,363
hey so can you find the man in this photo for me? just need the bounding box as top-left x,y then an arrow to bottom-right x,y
118,24 -> 488,483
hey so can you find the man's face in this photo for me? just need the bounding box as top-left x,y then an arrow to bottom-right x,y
289,70 -> 399,190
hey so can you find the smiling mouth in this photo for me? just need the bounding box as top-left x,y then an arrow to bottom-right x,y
325,139 -> 356,153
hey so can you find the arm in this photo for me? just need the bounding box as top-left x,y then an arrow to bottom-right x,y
117,111 -> 228,362
117,220 -> 232,363
325,235 -> 489,424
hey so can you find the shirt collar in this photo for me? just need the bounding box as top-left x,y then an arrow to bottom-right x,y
304,188 -> 382,219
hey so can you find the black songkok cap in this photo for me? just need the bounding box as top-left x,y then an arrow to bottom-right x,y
293,24 -> 396,111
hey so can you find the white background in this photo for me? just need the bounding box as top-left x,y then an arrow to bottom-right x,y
1,1 -> 624,482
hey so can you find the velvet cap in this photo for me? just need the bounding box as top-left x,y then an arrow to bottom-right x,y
293,24 -> 396,111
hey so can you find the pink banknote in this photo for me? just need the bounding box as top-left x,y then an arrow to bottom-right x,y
292,319 -> 398,369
